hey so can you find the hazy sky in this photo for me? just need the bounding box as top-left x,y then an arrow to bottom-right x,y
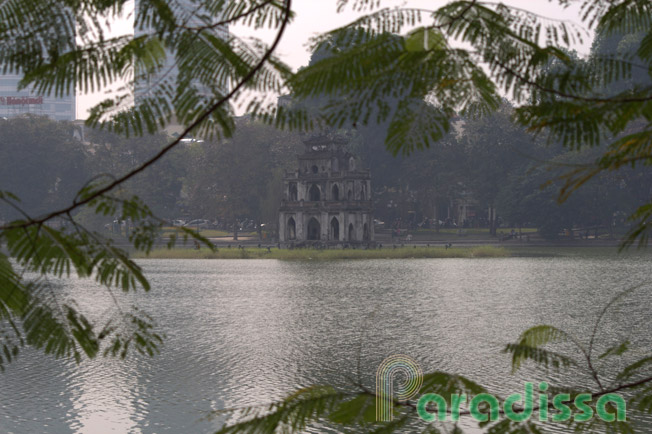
232,0 -> 591,68
78,0 -> 593,118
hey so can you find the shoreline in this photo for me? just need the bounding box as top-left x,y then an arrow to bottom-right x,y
132,245 -> 509,259
130,245 -> 640,260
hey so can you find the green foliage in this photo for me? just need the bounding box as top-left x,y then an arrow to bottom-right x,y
83,129 -> 187,219
2,1 -> 652,433
419,371 -> 487,398
0,185 -> 211,367
213,385 -> 350,434
0,0 -> 292,369
0,132 -> 219,367
599,340 -> 630,360
282,0 -> 652,246
497,142 -> 647,240
0,0 -> 293,140
0,241 -> 165,369
288,29 -> 500,155
217,285 -> 652,433
181,118 -> 302,225
504,325 -> 580,373
486,420 -> 544,434
0,116 -> 88,218
328,393 -> 376,424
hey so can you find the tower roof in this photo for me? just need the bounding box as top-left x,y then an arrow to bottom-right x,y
303,133 -> 348,153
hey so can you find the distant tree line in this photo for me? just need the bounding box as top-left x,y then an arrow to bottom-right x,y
351,102 -> 652,239
0,104 -> 649,240
0,115 -> 303,235
1,28 -> 649,240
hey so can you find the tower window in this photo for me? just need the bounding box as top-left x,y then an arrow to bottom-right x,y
330,217 -> 340,240
287,217 -> 296,240
309,184 -> 321,201
289,183 -> 297,201
308,217 -> 321,240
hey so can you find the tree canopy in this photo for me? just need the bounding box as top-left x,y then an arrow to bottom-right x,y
0,0 -> 295,370
1,0 -> 652,432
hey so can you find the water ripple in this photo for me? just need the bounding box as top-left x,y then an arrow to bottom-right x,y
1,256 -> 651,433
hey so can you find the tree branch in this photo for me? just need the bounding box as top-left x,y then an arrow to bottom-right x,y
179,0 -> 281,31
493,57 -> 652,104
0,0 -> 293,232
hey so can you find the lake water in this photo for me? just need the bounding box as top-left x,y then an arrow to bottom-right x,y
1,255 -> 652,433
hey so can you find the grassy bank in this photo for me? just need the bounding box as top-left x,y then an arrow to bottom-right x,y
133,245 -> 509,260
505,245 -> 646,258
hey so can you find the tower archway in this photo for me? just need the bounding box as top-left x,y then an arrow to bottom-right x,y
308,217 -> 321,240
309,184 -> 321,201
287,217 -> 296,240
289,183 -> 297,201
330,217 -> 340,241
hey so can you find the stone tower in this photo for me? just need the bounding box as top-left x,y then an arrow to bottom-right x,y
279,135 -> 374,247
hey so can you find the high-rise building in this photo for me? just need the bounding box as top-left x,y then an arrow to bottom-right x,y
0,74 -> 76,121
134,0 -> 228,108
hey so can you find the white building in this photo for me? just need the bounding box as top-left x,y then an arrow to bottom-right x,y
0,74 -> 76,121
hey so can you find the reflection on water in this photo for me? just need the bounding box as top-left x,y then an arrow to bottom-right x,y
1,256 -> 652,433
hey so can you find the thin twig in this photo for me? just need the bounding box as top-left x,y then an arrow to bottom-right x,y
1,0 -> 293,232
493,58 -> 652,104
179,0 -> 280,31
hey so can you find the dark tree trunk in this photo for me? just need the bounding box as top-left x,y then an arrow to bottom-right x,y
488,206 -> 497,236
